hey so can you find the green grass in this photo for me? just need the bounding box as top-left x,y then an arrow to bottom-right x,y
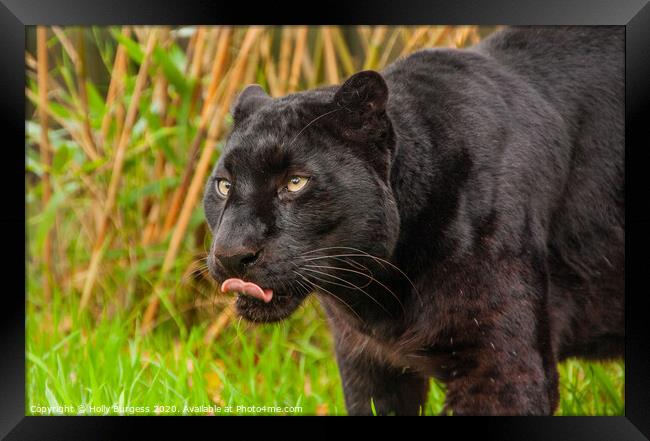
27,288 -> 624,416
27,291 -> 344,415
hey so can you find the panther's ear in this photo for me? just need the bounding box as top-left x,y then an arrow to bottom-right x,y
330,70 -> 391,144
231,84 -> 271,123
333,70 -> 388,117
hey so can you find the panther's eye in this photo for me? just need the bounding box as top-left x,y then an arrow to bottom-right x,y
215,179 -> 231,197
287,176 -> 309,192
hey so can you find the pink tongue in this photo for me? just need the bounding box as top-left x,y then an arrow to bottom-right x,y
220,278 -> 273,303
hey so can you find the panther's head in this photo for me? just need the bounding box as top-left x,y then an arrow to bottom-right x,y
203,71 -> 400,323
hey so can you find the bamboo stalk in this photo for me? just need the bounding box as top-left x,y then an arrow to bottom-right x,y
378,28 -> 401,69
243,38 -> 261,85
277,27 -> 292,94
424,26 -> 445,47
203,27 -> 232,110
309,30 -> 324,88
99,27 -> 131,149
260,33 -> 280,96
37,26 -> 53,303
141,26 -> 264,334
73,164 -> 106,205
431,26 -> 452,47
79,29 -> 159,313
357,26 -> 371,52
189,27 -> 207,78
141,31 -> 171,245
300,45 -> 315,87
331,27 -> 356,77
184,27 -> 199,72
152,29 -> 171,121
51,27 -> 79,66
321,27 -> 339,85
363,26 -> 388,70
470,26 -> 482,45
200,27 -> 220,74
140,28 -> 172,246
162,28 -> 197,130
160,27 -> 232,237
187,26 -> 208,118
453,26 -> 473,48
142,202 -> 161,245
25,52 -> 64,92
111,34 -> 129,171
401,26 -> 430,56
76,28 -> 100,157
288,26 -> 308,93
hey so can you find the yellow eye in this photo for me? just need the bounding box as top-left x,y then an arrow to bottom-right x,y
287,176 -> 309,192
216,179 -> 231,197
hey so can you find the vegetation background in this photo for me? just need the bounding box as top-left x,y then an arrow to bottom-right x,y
26,25 -> 624,415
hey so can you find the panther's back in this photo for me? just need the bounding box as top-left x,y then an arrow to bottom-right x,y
479,27 -> 625,359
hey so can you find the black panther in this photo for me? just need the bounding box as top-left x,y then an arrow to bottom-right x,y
203,26 -> 624,415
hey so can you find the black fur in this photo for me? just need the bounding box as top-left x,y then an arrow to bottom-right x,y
203,26 -> 624,415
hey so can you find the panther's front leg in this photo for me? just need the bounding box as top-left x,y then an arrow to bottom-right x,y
443,335 -> 558,415
439,257 -> 560,415
331,326 -> 429,416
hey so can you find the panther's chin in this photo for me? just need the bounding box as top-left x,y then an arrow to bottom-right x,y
235,291 -> 307,323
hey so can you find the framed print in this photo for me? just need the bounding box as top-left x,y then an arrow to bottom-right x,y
2,0 -> 649,437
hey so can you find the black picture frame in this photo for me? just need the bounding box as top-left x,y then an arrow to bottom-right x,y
3,0 -> 649,437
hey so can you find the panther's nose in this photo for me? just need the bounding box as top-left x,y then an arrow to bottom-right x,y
215,247 -> 263,276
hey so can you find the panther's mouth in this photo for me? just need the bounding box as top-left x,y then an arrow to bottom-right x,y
220,277 -> 307,323
220,278 -> 273,303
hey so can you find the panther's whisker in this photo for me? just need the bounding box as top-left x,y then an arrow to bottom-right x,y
301,246 -> 374,256
339,256 -> 373,274
323,257 -> 374,288
301,250 -> 422,304
184,264 -> 212,281
301,266 -> 392,316
294,279 -> 314,296
300,246 -> 389,271
292,270 -> 365,324
301,266 -> 367,291
303,263 -> 405,313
